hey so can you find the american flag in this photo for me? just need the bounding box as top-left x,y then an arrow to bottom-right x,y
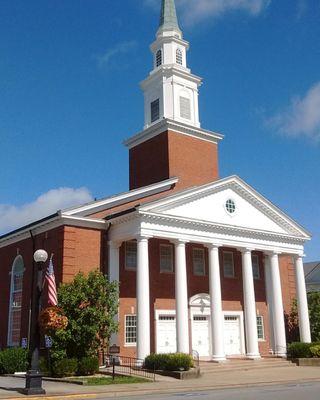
46,256 -> 58,306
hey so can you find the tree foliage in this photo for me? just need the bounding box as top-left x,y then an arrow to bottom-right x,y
308,291 -> 320,342
51,270 -> 118,359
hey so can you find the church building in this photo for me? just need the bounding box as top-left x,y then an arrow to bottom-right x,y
0,0 -> 312,362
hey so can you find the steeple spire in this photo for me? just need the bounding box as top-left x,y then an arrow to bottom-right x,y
158,0 -> 181,35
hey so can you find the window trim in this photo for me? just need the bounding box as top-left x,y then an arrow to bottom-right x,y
124,314 -> 137,346
159,243 -> 174,273
192,247 -> 206,276
7,255 -> 24,347
125,241 -> 137,271
223,251 -> 235,278
256,315 -> 265,341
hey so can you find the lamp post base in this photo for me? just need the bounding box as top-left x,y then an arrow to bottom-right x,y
22,371 -> 46,395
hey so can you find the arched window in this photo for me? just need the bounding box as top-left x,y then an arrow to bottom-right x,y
176,48 -> 183,65
156,49 -> 162,67
8,256 -> 24,346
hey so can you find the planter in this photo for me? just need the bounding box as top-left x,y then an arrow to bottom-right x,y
292,358 -> 320,366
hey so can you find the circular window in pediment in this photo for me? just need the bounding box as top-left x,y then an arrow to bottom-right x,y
225,199 -> 236,215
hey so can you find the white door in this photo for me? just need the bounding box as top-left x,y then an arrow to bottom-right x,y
192,315 -> 210,357
224,316 -> 241,355
156,315 -> 176,354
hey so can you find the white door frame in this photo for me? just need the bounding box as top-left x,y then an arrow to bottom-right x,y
155,309 -> 176,354
223,310 -> 246,356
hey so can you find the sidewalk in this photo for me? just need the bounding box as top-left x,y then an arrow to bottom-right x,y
0,366 -> 320,399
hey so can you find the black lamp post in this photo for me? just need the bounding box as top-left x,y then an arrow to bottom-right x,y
23,249 -> 48,396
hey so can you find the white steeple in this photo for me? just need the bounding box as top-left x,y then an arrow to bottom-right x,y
141,0 -> 202,130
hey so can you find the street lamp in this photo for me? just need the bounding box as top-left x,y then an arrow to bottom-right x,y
23,249 -> 48,395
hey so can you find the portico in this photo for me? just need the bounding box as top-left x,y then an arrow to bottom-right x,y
107,176 -> 311,361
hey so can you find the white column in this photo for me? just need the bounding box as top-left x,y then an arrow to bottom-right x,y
108,241 -> 121,347
268,252 -> 287,357
294,255 -> 311,343
207,244 -> 226,362
174,240 -> 190,354
136,236 -> 150,360
241,249 -> 260,359
264,256 -> 275,354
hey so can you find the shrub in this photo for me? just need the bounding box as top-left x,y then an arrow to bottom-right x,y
310,345 -> 320,358
39,357 -> 51,377
51,358 -> 78,378
144,353 -> 193,372
0,348 -> 28,374
77,356 -> 99,376
287,342 -> 320,359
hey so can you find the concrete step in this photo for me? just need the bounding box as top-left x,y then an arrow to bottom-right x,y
198,359 -> 296,374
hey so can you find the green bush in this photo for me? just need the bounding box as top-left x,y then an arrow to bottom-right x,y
39,357 -> 51,377
287,342 -> 320,359
77,356 -> 99,376
310,345 -> 320,358
0,348 -> 28,374
51,358 -> 78,378
144,353 -> 193,371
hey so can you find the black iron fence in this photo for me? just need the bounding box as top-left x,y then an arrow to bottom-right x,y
104,354 -> 155,381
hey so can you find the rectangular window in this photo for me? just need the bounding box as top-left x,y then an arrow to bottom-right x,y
125,315 -> 137,345
257,316 -> 264,340
125,241 -> 137,270
180,96 -> 191,119
223,251 -> 235,278
193,248 -> 205,276
252,254 -> 260,279
160,244 -> 174,273
151,99 -> 160,123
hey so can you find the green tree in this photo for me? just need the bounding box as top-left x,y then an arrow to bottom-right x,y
51,270 -> 118,359
308,291 -> 320,342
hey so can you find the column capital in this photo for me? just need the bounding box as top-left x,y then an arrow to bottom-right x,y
108,240 -> 122,249
265,250 -> 282,257
292,253 -> 305,261
136,235 -> 152,242
171,238 -> 189,246
205,243 -> 222,250
239,247 -> 255,254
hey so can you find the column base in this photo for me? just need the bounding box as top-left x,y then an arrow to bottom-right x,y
274,352 -> 287,358
246,353 -> 261,360
22,371 -> 46,395
211,355 -> 227,363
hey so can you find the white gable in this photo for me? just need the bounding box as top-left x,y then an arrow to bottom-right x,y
140,176 -> 310,238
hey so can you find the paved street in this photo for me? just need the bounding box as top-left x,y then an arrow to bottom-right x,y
116,382 -> 320,400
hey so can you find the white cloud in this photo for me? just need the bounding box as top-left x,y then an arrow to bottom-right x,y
0,187 -> 93,234
96,41 -> 137,68
145,0 -> 270,25
269,82 -> 320,142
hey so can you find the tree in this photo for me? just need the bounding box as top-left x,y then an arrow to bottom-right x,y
51,270 -> 118,359
308,291 -> 320,342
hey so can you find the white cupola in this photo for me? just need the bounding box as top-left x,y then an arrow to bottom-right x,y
141,0 -> 202,130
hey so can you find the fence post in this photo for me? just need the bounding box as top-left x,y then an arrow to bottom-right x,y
112,357 -> 115,381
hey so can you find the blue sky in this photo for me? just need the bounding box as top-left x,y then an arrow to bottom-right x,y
0,0 -> 319,261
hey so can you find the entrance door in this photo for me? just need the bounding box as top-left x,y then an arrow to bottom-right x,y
192,315 -> 210,357
224,315 -> 241,355
156,315 -> 176,354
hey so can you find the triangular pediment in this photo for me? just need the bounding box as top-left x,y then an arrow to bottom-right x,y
140,176 -> 310,238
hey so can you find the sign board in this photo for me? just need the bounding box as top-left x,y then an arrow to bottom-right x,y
45,335 -> 53,349
109,344 -> 120,354
21,338 -> 28,349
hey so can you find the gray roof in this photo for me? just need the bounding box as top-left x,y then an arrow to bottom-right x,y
304,261 -> 320,281
159,0 -> 181,32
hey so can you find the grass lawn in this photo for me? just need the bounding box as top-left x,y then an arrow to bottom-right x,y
72,375 -> 151,386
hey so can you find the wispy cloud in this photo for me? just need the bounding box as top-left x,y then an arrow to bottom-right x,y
96,41 -> 137,68
145,0 -> 271,25
0,187 -> 93,234
268,82 -> 320,142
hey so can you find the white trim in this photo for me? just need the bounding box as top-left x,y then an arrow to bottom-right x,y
123,118 -> 223,149
63,177 -> 179,217
124,314 -> 137,347
223,311 -> 246,356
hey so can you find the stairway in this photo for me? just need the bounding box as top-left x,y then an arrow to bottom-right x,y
199,358 -> 296,375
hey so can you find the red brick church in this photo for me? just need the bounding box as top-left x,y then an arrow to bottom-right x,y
0,0 -> 311,362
